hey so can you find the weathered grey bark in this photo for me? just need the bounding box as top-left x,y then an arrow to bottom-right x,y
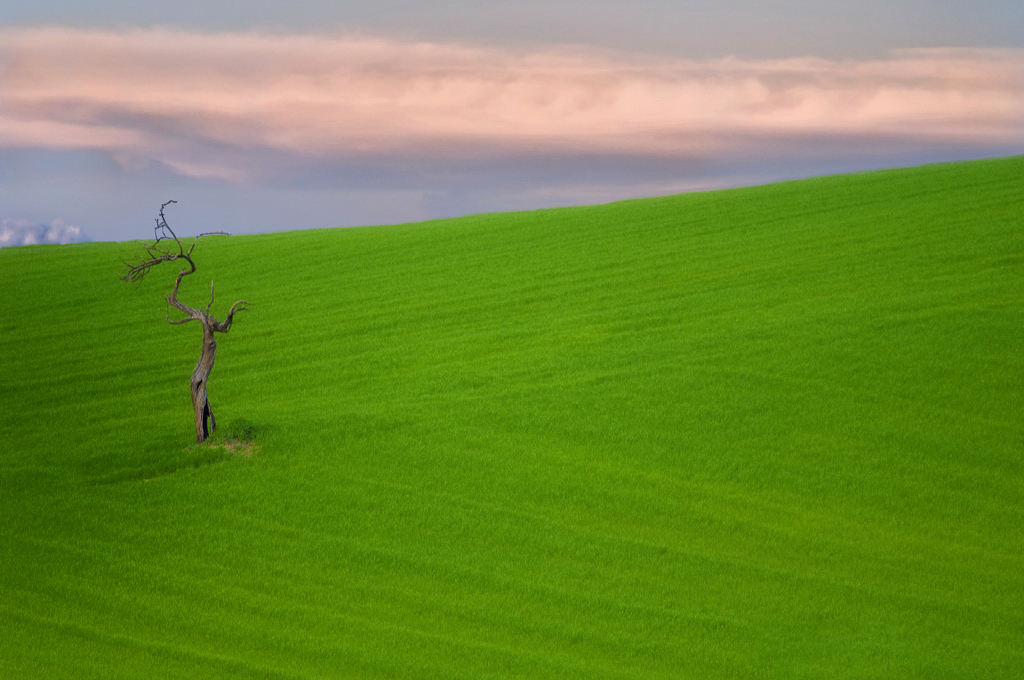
121,201 -> 248,443
192,324 -> 218,442
167,278 -> 246,442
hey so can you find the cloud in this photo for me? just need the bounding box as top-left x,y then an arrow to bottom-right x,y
1,27 -> 1022,184
0,218 -> 90,247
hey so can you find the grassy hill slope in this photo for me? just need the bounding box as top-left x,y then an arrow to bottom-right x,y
2,156 -> 1022,678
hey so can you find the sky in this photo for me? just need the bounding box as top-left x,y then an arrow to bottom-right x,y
1,2 -> 1022,244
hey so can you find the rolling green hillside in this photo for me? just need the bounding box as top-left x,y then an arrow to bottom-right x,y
2,156 -> 1022,678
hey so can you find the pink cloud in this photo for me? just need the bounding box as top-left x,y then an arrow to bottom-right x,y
1,27 -> 1022,181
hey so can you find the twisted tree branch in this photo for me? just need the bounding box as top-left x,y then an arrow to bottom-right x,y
212,300 -> 249,333
120,200 -> 226,286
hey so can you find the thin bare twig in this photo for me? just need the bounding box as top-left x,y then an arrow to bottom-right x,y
119,201 -> 228,285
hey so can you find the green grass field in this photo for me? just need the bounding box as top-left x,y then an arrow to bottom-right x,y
2,156 -> 1022,678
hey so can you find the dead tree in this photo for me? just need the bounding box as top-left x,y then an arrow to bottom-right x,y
121,201 -> 248,443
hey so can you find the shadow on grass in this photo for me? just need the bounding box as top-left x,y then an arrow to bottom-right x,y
88,419 -> 269,485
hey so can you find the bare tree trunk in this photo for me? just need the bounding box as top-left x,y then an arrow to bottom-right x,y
191,323 -> 218,443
